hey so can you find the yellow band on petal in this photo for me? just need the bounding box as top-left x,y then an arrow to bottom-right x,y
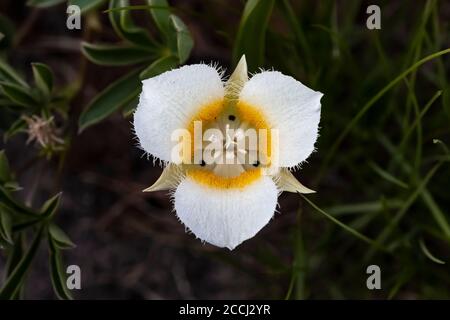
188,99 -> 225,127
186,168 -> 263,189
236,101 -> 273,160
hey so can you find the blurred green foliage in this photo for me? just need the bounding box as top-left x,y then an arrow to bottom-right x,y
0,0 -> 449,299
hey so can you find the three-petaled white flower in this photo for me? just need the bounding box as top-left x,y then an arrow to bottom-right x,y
134,56 -> 323,250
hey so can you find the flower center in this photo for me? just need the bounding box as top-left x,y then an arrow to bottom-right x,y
185,99 -> 274,189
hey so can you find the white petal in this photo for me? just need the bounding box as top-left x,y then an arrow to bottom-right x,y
239,71 -> 323,167
134,64 -> 225,161
174,176 -> 278,249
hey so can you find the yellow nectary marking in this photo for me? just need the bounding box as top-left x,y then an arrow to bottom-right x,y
186,99 -> 224,160
235,101 -> 270,130
236,101 -> 272,159
187,168 -> 263,189
187,99 -> 224,132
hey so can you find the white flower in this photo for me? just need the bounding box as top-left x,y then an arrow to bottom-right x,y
134,56 -> 323,250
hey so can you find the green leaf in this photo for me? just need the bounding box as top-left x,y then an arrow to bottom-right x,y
146,0 -> 172,37
3,182 -> 21,192
419,238 -> 445,265
48,224 -> 75,249
32,63 -> 53,97
0,59 -> 28,87
0,14 -> 15,50
69,0 -> 106,13
40,193 -> 62,219
122,96 -> 139,118
5,233 -> 24,291
0,226 -> 44,299
319,48 -> 450,178
368,161 -> 409,189
233,0 -> 275,71
109,0 -> 155,48
78,69 -> 141,132
0,150 -> 12,183
139,54 -> 178,79
82,42 -> 155,66
0,208 -> 13,245
0,186 -> 37,217
300,194 -> 382,249
169,15 -> 193,64
48,235 -> 73,299
26,0 -> 66,8
0,82 -> 37,107
3,118 -> 27,142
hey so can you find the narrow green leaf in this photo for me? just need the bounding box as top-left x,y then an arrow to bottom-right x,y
419,238 -> 446,265
0,227 -> 44,299
26,0 -> 65,8
122,96 -> 139,118
300,194 -> 381,248
233,0 -> 275,71
0,60 -> 27,87
109,0 -> 155,47
3,118 -> 27,142
139,54 -> 178,79
421,190 -> 450,240
319,48 -> 450,179
48,224 -> 76,249
3,182 -> 21,192
82,42 -> 155,66
146,0 -> 171,37
5,233 -> 24,279
368,161 -> 409,189
69,0 -> 106,13
365,162 -> 444,261
326,200 -> 403,217
0,82 -> 37,107
32,63 -> 53,96
0,186 -> 37,217
40,193 -> 62,219
0,14 -> 15,50
48,235 -> 73,299
78,69 -> 141,132
169,15 -> 193,64
0,209 -> 13,245
380,135 -> 450,241
0,150 -> 11,183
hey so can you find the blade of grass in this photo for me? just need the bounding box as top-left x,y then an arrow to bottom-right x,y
419,238 -> 446,265
300,194 -> 380,248
364,161 -> 444,261
380,135 -> 450,240
317,48 -> 450,182
325,200 -> 403,216
368,161 -> 409,189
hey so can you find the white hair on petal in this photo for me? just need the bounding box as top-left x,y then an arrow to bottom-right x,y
173,176 -> 278,250
239,70 -> 323,167
134,64 -> 225,162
